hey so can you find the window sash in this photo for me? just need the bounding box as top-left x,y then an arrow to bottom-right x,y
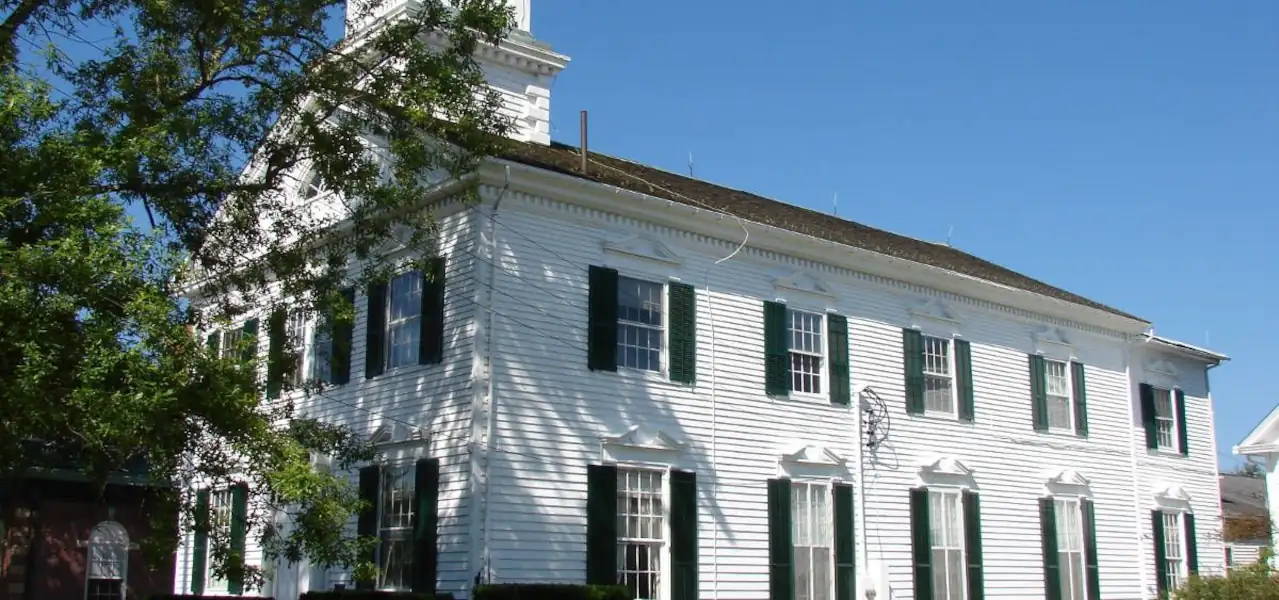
616,277 -> 664,372
220,329 -> 243,360
922,336 -> 954,413
377,464 -> 416,591
1153,388 -> 1178,450
928,490 -> 966,600
1054,499 -> 1086,600
788,309 -> 824,395
207,490 -> 234,590
616,468 -> 665,600
385,271 -> 422,369
1162,512 -> 1185,590
792,482 -> 832,600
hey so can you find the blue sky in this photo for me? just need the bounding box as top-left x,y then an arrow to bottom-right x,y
526,1 -> 1278,468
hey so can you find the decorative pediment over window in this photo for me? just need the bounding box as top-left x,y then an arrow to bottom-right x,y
602,234 -> 682,266
1045,467 -> 1091,487
908,298 -> 959,324
1147,358 -> 1181,379
602,424 -> 685,454
367,422 -> 427,447
773,272 -> 835,298
1153,482 -> 1193,505
919,455 -> 975,478
778,443 -> 846,467
1033,326 -> 1071,348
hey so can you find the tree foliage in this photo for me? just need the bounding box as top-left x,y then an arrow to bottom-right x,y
1,0 -> 515,588
1176,552 -> 1279,599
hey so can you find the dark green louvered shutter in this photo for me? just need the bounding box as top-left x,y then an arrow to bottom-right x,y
356,465 -> 381,590
1030,354 -> 1048,431
767,478 -> 793,600
1140,384 -> 1158,450
909,488 -> 931,599
1185,513 -> 1199,575
228,483 -> 248,594
420,257 -> 446,365
828,314 -> 850,406
266,308 -> 286,400
587,266 -> 619,372
191,488 -> 210,595
1040,498 -> 1061,600
956,339 -> 974,421
586,464 -> 618,585
365,281 -> 387,379
206,330 -> 221,357
903,329 -> 925,414
670,470 -> 698,600
1152,511 -> 1168,597
412,458 -> 439,594
1071,361 -> 1089,437
1175,389 -> 1189,456
668,282 -> 697,384
833,483 -> 855,600
241,318 -> 259,364
764,302 -> 790,396
964,490 -> 985,600
1082,499 -> 1100,600
331,287 -> 355,385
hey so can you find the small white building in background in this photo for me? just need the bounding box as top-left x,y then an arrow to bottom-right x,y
1233,406 -> 1279,565
175,1 -> 1233,599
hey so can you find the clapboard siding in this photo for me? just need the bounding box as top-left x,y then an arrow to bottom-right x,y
479,193 -> 1222,600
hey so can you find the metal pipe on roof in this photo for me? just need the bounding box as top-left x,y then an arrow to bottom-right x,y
579,110 -> 588,174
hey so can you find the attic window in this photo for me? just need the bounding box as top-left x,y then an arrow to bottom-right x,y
302,170 -> 324,200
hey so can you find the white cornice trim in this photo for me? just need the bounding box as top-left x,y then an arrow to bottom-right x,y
479,162 -> 1149,337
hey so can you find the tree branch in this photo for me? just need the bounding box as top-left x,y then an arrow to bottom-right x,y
0,0 -> 50,68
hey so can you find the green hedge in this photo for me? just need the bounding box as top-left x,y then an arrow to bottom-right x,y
1174,560 -> 1279,599
473,584 -> 631,600
299,592 -> 453,600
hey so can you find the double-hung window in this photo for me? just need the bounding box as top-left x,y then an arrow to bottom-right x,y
1054,499 -> 1087,600
86,522 -> 129,600
929,490 -> 966,600
311,312 -> 334,383
385,271 -> 422,369
377,463 -> 416,590
788,309 -> 824,395
792,482 -> 832,600
923,336 -> 954,413
206,489 -> 233,592
616,468 -> 664,600
287,311 -> 308,387
1161,512 -> 1185,591
219,329 -> 243,360
1044,360 -> 1072,431
617,277 -> 664,372
1153,388 -> 1178,450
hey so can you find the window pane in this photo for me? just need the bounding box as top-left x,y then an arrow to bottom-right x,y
925,375 -> 953,413
377,464 -> 415,591
385,271 -> 422,368
617,278 -> 664,372
617,468 -> 664,600
923,336 -> 950,376
946,549 -> 965,600
787,310 -> 824,393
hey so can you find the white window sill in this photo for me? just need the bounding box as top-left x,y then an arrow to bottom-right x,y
787,390 -> 830,403
1043,427 -> 1080,437
616,365 -> 673,385
1150,448 -> 1186,458
914,410 -> 965,423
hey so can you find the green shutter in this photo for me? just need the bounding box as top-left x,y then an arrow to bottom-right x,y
331,287 -> 355,385
903,329 -> 924,414
228,483 -> 248,595
828,314 -> 850,406
767,478 -> 793,600
1082,499 -> 1100,600
266,308 -> 286,400
1030,354 -> 1048,431
191,488 -> 210,595
365,281 -> 387,379
909,488 -> 931,599
206,330 -> 221,357
670,470 -> 698,600
420,257 -> 446,365
1040,498 -> 1061,600
833,483 -> 855,600
1153,511 -> 1168,597
586,464 -> 618,585
1071,361 -> 1089,438
412,458 -> 439,594
964,490 -> 985,600
1175,389 -> 1189,456
241,318 -> 259,364
356,465 -> 381,590
1185,513 -> 1198,575
1140,384 -> 1158,450
668,282 -> 697,384
956,339 -> 974,421
587,266 -> 619,372
764,302 -> 790,396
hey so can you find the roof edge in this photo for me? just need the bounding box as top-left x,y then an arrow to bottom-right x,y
1148,334 -> 1230,363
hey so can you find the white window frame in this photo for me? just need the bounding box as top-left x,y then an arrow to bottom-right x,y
286,311 -> 309,388
791,480 -> 834,600
1053,498 -> 1088,600
1151,386 -> 1180,452
615,465 -> 670,600
205,488 -> 234,592
922,334 -> 958,417
1160,510 -> 1188,591
219,328 -> 243,361
615,276 -> 667,374
376,462 -> 416,591
786,307 -> 826,397
310,311 -> 333,384
385,270 -> 423,371
1044,358 -> 1074,433
929,488 -> 968,600
85,521 -> 129,600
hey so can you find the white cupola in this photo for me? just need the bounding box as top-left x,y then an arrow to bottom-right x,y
345,0 -> 568,146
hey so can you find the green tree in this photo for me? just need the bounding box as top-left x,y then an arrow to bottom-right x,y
1,0 -> 514,589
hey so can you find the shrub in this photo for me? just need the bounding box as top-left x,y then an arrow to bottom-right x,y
300,593 -> 451,600
150,596 -> 275,600
1174,560 -> 1279,599
473,584 -> 631,600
